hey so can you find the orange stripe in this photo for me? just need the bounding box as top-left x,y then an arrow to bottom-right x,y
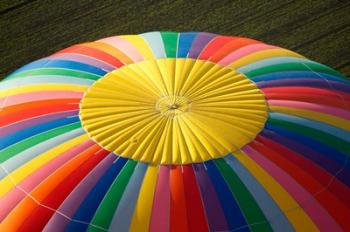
0,144 -> 101,231
53,44 -> 124,68
0,99 -> 79,115
82,42 -> 134,65
0,99 -> 79,126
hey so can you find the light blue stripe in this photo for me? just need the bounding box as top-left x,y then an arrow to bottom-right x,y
224,154 -> 294,232
9,59 -> 106,77
108,162 -> 148,231
0,116 -> 80,150
237,57 -> 315,73
141,31 -> 167,59
269,112 -> 350,142
0,127 -> 85,180
0,75 -> 94,90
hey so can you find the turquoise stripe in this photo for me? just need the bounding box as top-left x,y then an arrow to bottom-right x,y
0,127 -> 85,180
0,75 -> 94,90
237,57 -> 314,73
141,31 -> 167,59
224,154 -> 294,232
0,122 -> 82,164
251,71 -> 350,84
9,59 -> 106,77
5,68 -> 101,81
108,162 -> 148,231
269,112 -> 350,142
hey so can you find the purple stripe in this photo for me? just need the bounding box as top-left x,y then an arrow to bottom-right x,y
0,110 -> 79,136
257,78 -> 350,93
193,163 -> 228,231
188,32 -> 216,58
43,153 -> 117,232
242,145 -> 342,231
260,129 -> 350,186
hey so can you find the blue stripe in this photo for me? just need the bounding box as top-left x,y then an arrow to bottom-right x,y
177,32 -> 198,58
224,155 -> 294,232
269,112 -> 350,142
251,71 -> 350,84
109,163 -> 148,231
9,59 -> 107,76
256,78 -> 350,93
204,160 -> 249,231
65,156 -> 128,232
261,127 -> 350,187
265,122 -> 349,164
0,116 -> 80,150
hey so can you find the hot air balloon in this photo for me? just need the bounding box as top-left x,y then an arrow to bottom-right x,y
0,31 -> 349,232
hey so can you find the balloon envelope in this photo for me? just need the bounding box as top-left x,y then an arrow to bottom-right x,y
0,31 -> 349,232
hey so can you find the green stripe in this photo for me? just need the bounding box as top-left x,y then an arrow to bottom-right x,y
267,117 -> 349,155
0,122 -> 81,163
87,160 -> 137,231
6,68 -> 101,80
161,31 -> 178,58
244,62 -> 344,79
214,158 -> 273,232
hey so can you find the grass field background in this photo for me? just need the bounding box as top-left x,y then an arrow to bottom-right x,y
1,0 -> 349,79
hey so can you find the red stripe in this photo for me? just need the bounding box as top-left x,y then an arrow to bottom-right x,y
262,86 -> 350,99
17,148 -> 109,231
251,137 -> 350,229
262,87 -> 349,110
170,166 -> 189,232
208,37 -> 260,63
198,36 -> 235,60
255,135 -> 350,208
263,86 -> 350,100
53,44 -> 124,68
182,165 -> 209,232
0,140 -> 95,222
0,99 -> 79,126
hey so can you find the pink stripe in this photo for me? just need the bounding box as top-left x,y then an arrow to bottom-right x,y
149,165 -> 170,232
0,91 -> 83,108
268,99 -> 350,120
43,154 -> 116,232
218,44 -> 277,65
0,139 -> 95,221
98,36 -> 144,62
50,53 -> 116,71
242,146 -> 342,231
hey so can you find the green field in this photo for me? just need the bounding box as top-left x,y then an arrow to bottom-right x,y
1,0 -> 349,78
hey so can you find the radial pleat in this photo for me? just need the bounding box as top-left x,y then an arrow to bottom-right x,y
0,31 -> 349,232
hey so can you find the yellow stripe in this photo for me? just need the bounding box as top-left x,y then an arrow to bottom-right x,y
270,105 -> 350,131
229,48 -> 304,69
0,134 -> 89,198
232,151 -> 318,231
119,35 -> 155,60
129,165 -> 159,232
0,84 -> 87,98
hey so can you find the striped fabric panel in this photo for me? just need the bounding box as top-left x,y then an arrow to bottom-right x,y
0,31 -> 349,232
